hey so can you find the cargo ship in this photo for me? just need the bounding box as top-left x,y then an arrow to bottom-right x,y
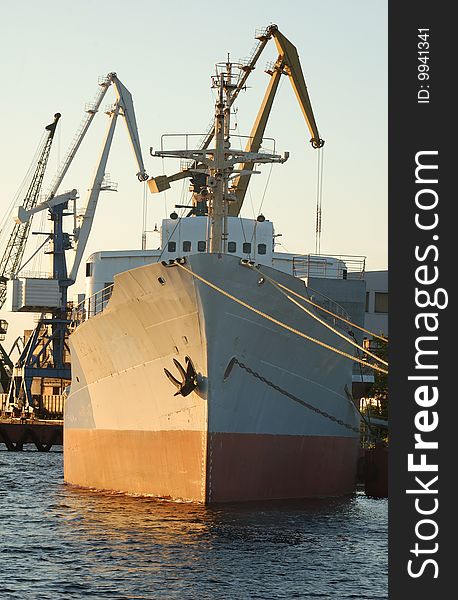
64,26 -> 371,502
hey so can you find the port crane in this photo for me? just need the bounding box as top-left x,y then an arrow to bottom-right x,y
0,113 -> 61,309
0,114 -> 62,394
148,24 -> 324,218
3,73 -> 147,413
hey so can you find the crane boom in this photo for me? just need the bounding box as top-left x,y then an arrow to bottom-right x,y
0,113 -> 61,308
147,24 -> 323,217
229,63 -> 283,216
148,26 -> 278,195
271,28 -> 323,148
68,105 -> 120,283
45,72 -> 147,204
228,26 -> 324,216
46,75 -> 114,199
68,74 -> 147,282
111,77 -> 148,181
199,25 -> 277,152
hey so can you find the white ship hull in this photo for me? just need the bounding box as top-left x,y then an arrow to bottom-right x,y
64,253 -> 360,502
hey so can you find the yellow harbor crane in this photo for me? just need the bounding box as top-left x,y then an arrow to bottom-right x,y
147,24 -> 324,219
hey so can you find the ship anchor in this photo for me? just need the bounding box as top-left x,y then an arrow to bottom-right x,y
164,356 -> 198,397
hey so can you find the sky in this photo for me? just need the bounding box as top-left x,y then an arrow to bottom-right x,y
0,0 -> 387,349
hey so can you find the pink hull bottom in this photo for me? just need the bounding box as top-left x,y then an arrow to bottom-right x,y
64,429 -> 359,503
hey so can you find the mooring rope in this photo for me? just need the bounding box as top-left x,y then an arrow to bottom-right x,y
174,261 -> 388,375
249,264 -> 388,368
253,266 -> 388,343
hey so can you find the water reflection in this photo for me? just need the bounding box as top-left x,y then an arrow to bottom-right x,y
53,486 -> 387,598
1,452 -> 387,599
57,484 -> 359,546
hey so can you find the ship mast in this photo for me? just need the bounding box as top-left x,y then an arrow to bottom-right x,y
210,57 -> 235,253
152,58 -> 289,254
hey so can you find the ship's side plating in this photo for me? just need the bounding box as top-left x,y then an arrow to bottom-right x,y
65,259 -> 209,501
65,253 -> 360,502
192,254 -> 360,502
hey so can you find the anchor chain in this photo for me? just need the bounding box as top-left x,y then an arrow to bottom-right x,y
225,357 -> 360,434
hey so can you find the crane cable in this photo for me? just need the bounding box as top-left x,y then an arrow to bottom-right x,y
315,146 -> 324,254
249,264 -> 388,367
174,260 -> 388,375
0,131 -> 47,241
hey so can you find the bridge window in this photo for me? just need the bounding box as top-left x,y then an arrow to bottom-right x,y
257,243 -> 267,255
168,241 -> 176,252
243,242 -> 251,254
85,263 -> 93,277
374,292 -> 388,313
228,241 -> 236,253
197,241 -> 206,252
183,241 -> 191,252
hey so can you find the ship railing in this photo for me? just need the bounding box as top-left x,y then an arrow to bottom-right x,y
158,132 -> 278,171
41,394 -> 65,418
255,26 -> 274,40
305,287 -> 351,324
157,132 -> 209,172
160,133 -> 206,153
265,60 -> 277,74
1,393 -> 64,419
17,270 -> 54,279
100,173 -> 118,191
292,254 -> 366,280
73,283 -> 114,325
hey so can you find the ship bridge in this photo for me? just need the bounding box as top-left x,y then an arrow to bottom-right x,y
81,215 -> 365,303
160,216 -> 274,264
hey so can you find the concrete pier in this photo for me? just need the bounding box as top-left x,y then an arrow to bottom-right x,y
0,420 -> 62,451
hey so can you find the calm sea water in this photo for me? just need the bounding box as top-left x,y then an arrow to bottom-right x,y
0,450 -> 387,599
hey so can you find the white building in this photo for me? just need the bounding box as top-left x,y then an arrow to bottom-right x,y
364,270 -> 388,338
